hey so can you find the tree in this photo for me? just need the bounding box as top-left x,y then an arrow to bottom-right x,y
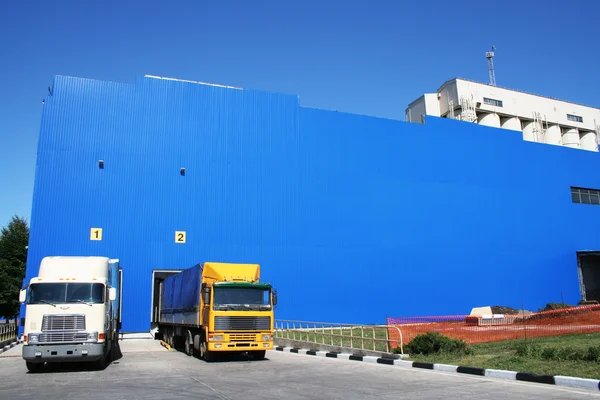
0,216 -> 29,321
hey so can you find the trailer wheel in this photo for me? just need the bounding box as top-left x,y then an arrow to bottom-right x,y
184,331 -> 193,356
193,334 -> 201,357
166,329 -> 174,348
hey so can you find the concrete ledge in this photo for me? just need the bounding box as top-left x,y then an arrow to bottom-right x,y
554,376 -> 600,391
457,366 -> 485,376
273,346 -> 600,392
516,372 -> 555,385
485,369 -> 518,380
121,332 -> 154,340
394,359 -> 413,367
274,338 -> 406,359
362,356 -> 379,363
0,338 -> 18,355
434,363 -> 458,373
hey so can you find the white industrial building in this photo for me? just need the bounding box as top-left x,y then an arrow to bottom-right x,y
406,78 -> 600,152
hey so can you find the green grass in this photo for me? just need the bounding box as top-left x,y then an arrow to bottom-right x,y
406,333 -> 600,380
275,326 -> 393,352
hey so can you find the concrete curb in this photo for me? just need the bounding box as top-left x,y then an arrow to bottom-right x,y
0,337 -> 21,355
274,346 -> 600,392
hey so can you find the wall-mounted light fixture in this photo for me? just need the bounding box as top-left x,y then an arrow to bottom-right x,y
99,160 -> 104,169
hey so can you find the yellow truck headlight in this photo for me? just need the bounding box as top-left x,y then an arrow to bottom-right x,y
262,334 -> 272,341
209,335 -> 223,341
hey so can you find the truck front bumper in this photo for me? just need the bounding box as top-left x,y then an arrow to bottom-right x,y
23,343 -> 104,363
208,341 -> 273,352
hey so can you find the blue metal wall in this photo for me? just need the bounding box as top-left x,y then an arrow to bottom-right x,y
22,75 -> 600,332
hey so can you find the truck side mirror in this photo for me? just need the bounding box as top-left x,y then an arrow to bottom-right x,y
272,290 -> 278,306
19,289 -> 27,303
109,287 -> 117,301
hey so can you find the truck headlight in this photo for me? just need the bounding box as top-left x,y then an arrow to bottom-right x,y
262,334 -> 272,341
87,332 -> 98,342
28,334 -> 39,343
209,335 -> 223,341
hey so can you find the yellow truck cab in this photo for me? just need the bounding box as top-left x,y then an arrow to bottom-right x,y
159,262 -> 277,361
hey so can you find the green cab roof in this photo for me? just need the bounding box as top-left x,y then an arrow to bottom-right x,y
213,281 -> 272,289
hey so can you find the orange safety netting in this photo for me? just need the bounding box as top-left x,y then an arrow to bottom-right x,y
386,304 -> 600,347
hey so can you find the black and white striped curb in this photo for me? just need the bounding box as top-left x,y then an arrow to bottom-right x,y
0,337 -> 22,355
275,346 -> 600,392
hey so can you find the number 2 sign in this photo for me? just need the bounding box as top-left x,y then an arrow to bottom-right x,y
175,231 -> 186,244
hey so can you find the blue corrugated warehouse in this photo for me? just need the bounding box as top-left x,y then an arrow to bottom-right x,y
21,74 -> 600,333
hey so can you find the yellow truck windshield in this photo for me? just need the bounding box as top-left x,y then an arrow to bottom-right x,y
213,287 -> 271,311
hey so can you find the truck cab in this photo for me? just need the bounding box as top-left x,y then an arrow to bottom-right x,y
159,262 -> 277,361
19,256 -> 120,372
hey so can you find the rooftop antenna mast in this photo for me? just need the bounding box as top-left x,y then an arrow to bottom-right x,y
486,46 -> 497,86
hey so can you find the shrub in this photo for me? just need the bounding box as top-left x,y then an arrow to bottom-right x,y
404,332 -> 471,356
586,346 -> 600,362
557,347 -> 587,361
540,347 -> 557,360
517,342 -> 600,363
515,342 -> 542,358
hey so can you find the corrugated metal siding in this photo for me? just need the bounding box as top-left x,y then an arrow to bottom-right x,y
22,74 -> 600,332
24,75 -> 301,332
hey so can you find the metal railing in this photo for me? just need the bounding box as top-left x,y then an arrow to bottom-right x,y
0,323 -> 17,343
274,319 -> 404,354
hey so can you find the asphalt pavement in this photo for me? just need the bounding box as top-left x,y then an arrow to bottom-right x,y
0,339 -> 598,399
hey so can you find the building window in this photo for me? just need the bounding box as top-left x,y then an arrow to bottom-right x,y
571,187 -> 600,205
567,114 -> 583,123
483,97 -> 503,107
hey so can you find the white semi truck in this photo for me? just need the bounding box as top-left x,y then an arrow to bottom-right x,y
19,256 -> 121,372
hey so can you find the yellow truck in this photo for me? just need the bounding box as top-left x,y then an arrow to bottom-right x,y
158,262 -> 277,361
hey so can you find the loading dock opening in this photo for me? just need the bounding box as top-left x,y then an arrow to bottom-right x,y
577,251 -> 600,303
151,270 -> 182,331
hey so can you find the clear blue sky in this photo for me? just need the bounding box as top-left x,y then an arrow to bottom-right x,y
1,0 -> 599,227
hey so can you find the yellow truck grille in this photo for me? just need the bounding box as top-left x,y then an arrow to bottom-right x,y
214,316 -> 270,331
229,334 -> 256,342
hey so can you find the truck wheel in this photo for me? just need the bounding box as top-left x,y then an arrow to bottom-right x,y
26,361 -> 44,373
253,350 -> 266,360
94,353 -> 108,370
201,341 -> 215,362
93,344 -> 109,370
108,336 -> 117,363
184,331 -> 193,356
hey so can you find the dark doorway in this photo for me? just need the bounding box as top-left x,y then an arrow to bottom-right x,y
577,252 -> 600,302
150,270 -> 182,331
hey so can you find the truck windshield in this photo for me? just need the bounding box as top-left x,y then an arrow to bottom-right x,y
213,288 -> 271,311
28,283 -> 105,305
